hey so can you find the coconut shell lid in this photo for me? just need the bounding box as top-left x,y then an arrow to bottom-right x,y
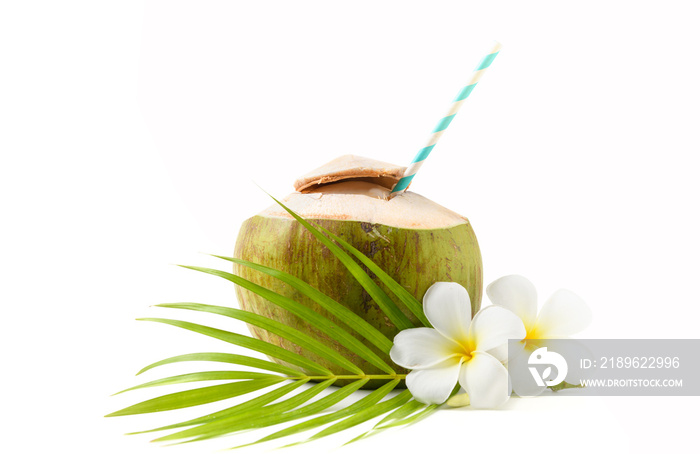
293,155 -> 406,193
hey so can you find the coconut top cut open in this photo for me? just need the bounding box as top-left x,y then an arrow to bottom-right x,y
293,155 -> 406,192
260,155 -> 468,229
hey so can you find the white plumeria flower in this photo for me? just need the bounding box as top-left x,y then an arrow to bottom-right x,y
486,275 -> 591,343
486,275 -> 592,396
390,282 -> 526,408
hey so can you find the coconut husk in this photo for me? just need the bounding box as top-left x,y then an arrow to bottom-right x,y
293,155 -> 406,192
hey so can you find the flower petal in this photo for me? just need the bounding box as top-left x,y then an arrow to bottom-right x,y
535,289 -> 592,338
469,306 -> 526,353
459,352 -> 511,408
487,338 -> 526,364
422,282 -> 472,342
390,327 -> 461,370
486,275 -> 538,328
406,357 -> 463,405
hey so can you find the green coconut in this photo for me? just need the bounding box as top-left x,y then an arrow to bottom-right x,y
233,155 -> 482,387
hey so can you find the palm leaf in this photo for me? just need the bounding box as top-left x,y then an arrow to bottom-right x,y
213,255 -> 394,354
248,379 -> 401,448
108,196 -> 444,448
136,352 -> 304,377
376,403 -> 438,429
127,379 -> 309,435
345,400 -> 438,444
106,378 -> 284,417
138,318 -> 333,375
113,371 -> 282,395
180,265 -> 396,375
303,389 -> 412,445
232,378 -> 372,449
373,398 -> 426,426
156,302 -> 364,374
154,379 -> 339,444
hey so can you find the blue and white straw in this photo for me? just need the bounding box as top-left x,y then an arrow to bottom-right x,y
390,42 -> 502,196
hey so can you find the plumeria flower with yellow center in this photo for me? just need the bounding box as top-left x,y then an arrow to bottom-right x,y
486,275 -> 592,396
390,282 -> 526,408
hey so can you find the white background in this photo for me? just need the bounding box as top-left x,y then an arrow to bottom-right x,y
2,1 -> 699,453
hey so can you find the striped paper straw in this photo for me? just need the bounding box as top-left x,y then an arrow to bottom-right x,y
390,42 -> 502,196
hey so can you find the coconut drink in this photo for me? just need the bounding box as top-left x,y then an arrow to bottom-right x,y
233,155 -> 482,386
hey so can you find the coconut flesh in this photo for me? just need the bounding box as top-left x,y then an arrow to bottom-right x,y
233,155 -> 482,387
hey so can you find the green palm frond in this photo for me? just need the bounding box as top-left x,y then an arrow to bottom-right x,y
108,196 -> 435,447
214,256 -> 395,360
177,265 -> 395,373
135,352 -> 305,377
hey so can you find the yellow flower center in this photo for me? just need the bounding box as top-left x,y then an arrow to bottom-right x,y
525,323 -> 542,340
454,336 -> 475,362
460,350 -> 473,362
